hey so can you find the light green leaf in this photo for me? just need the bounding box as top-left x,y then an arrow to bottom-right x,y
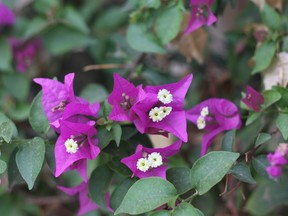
64,7 -> 90,34
190,151 -> 240,195
139,0 -> 161,9
16,137 -> 45,190
156,4 -> 183,44
23,18 -> 47,39
246,112 -> 262,126
8,148 -> 25,187
110,178 -> 136,211
127,24 -> 166,54
262,89 -> 281,109
29,92 -> 50,134
115,177 -> 177,215
0,159 -> 7,174
229,162 -> 256,184
252,42 -> 276,74
112,124 -> 122,147
103,99 -> 112,121
167,167 -> 192,194
80,84 -> 108,103
252,155 -> 270,178
88,165 -> 113,210
283,36 -> 288,52
173,202 -> 204,216
276,113 -> 288,140
0,37 -> 12,72
246,175 -> 288,215
261,4 -> 281,31
0,122 -> 12,143
0,112 -> 17,137
150,210 -> 170,216
221,130 -> 236,152
255,133 -> 271,147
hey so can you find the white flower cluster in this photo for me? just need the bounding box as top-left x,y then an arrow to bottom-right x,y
136,152 -> 163,172
149,106 -> 172,122
157,89 -> 173,104
197,106 -> 209,130
64,138 -> 79,154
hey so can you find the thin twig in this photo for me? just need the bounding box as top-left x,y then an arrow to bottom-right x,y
83,64 -> 127,72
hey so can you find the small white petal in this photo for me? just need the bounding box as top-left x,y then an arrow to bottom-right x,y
149,107 -> 164,122
136,158 -> 150,172
159,106 -> 172,118
197,116 -> 206,130
64,138 -> 79,154
157,89 -> 173,104
200,106 -> 209,117
148,152 -> 163,168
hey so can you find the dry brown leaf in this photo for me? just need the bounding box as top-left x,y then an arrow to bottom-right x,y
170,12 -> 208,64
262,52 -> 288,90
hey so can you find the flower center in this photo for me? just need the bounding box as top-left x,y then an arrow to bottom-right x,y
52,100 -> 69,112
157,89 -> 173,104
136,158 -> 150,172
196,4 -> 209,18
64,138 -> 79,154
200,106 -> 209,117
148,152 -> 163,168
197,106 -> 209,130
149,106 -> 172,122
120,92 -> 132,111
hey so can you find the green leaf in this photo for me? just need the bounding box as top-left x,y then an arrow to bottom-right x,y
8,148 -> 25,187
88,165 -> 113,210
272,86 -> 288,108
115,177 -> 177,215
229,162 -> 256,184
0,112 -> 17,137
167,167 -> 192,194
139,0 -> 161,9
276,113 -> 288,140
246,175 -> 288,215
262,89 -> 281,109
29,92 -> 50,134
150,210 -> 170,216
173,202 -> 204,216
251,42 -> 276,74
252,155 -> 270,178
2,73 -> 30,101
80,84 -> 108,103
246,112 -> 261,126
43,25 -> 94,55
0,37 -> 12,72
112,124 -> 122,147
127,24 -> 166,54
190,151 -> 240,195
107,157 -> 132,177
0,159 -> 7,174
16,137 -> 45,190
155,4 -> 183,44
64,7 -> 89,34
261,4 -> 281,31
283,36 -> 288,52
45,143 -> 55,173
221,130 -> 236,151
255,133 -> 271,147
0,122 -> 12,143
97,127 -> 114,149
110,178 -> 136,211
103,99 -> 112,121
23,18 -> 47,39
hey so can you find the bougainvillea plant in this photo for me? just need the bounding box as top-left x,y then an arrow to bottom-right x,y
1,0 -> 288,216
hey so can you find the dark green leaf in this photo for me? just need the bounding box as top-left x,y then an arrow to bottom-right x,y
0,122 -> 12,143
115,177 -> 177,215
8,148 -> 25,188
283,36 -> 288,52
150,210 -> 170,216
0,113 -> 17,137
0,159 -> 7,174
173,202 -> 204,216
261,4 -> 281,31
252,155 -> 270,178
190,151 -> 240,195
252,42 -> 276,74
246,175 -> 288,215
29,92 -> 50,134
3,73 -> 30,101
45,143 -> 55,173
127,24 -> 166,54
139,0 -> 161,9
167,167 -> 192,194
64,7 -> 89,34
276,113 -> 288,140
255,133 -> 271,147
0,37 -> 12,72
112,124 -> 122,147
229,162 -> 256,184
88,165 -> 113,209
156,3 -> 183,44
97,127 -> 114,149
107,157 -> 132,177
221,130 -> 236,151
246,112 -> 261,126
80,84 -> 108,103
23,18 -> 47,39
16,137 -> 45,190
110,178 -> 136,211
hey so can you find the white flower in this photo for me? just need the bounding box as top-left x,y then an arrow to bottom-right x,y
148,152 -> 163,168
160,106 -> 172,118
197,116 -> 206,130
149,107 -> 164,122
157,89 -> 173,104
64,138 -> 79,154
200,106 -> 209,117
136,158 -> 150,172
